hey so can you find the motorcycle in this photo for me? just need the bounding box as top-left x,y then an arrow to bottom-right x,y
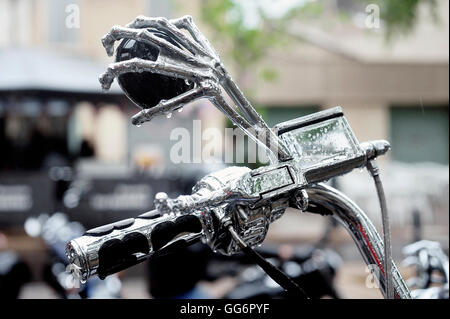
64,15 -> 445,299
402,240 -> 448,299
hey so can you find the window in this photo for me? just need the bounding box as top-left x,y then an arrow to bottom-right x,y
390,106 -> 449,164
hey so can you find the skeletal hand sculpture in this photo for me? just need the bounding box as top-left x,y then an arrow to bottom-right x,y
98,15 -> 290,162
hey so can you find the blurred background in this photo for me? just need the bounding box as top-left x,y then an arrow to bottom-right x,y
0,0 -> 448,299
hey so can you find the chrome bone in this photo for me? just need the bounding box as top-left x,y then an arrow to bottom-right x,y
65,16 -> 412,299
99,15 -> 291,162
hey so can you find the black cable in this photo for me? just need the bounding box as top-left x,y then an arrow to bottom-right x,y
228,226 -> 310,299
367,160 -> 394,299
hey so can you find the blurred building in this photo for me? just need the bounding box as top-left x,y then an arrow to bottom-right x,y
1,0 -> 448,165
0,0 -> 448,234
256,1 -> 449,166
0,0 -> 447,299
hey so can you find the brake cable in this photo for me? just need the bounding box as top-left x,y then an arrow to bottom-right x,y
227,226 -> 310,299
367,159 -> 394,299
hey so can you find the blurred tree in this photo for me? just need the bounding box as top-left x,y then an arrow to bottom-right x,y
192,0 -> 438,89
197,0 -> 304,89
368,0 -> 439,40
175,0 -> 439,167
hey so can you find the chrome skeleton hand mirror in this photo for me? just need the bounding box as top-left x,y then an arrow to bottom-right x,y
66,15 -> 406,299
99,15 -> 290,163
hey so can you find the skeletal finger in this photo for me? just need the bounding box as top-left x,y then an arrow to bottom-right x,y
101,25 -> 198,64
125,16 -> 211,57
131,85 -> 206,126
98,57 -> 209,90
170,15 -> 218,58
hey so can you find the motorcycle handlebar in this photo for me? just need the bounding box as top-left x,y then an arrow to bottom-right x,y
65,139 -> 394,284
65,210 -> 204,282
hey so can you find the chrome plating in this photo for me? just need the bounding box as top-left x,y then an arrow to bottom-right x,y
99,15 -> 291,162
306,183 -> 412,299
64,15 -> 413,299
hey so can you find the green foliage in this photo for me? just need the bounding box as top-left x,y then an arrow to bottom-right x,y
198,0 -> 291,75
259,68 -> 278,82
197,0 -> 439,76
370,0 -> 439,41
183,0 -> 440,167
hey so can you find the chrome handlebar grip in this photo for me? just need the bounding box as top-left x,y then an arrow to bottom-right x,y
65,165 -> 298,281
65,210 -> 204,282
